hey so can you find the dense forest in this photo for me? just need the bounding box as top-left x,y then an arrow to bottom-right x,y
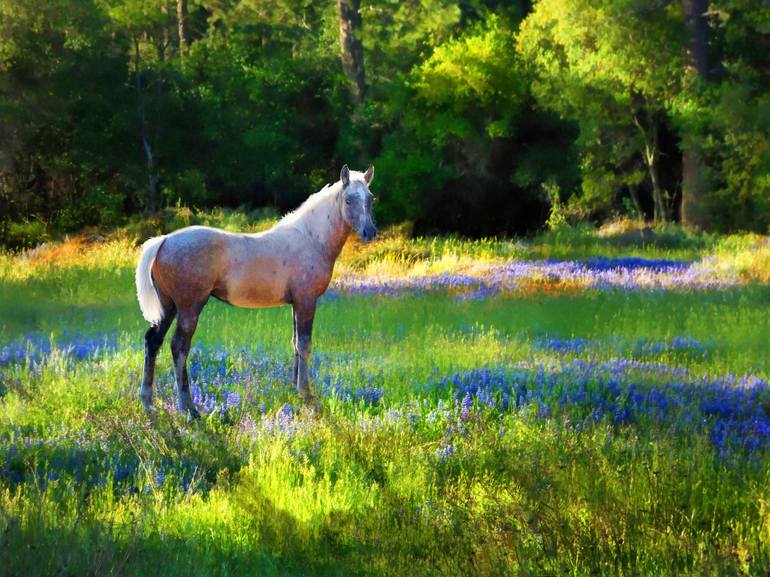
0,0 -> 768,246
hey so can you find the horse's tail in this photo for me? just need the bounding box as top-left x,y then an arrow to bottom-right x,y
135,235 -> 167,325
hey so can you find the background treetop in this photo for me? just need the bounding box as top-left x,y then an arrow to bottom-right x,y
1,0 -> 768,248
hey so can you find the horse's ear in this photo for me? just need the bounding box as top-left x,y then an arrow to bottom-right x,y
340,165 -> 350,187
364,164 -> 374,185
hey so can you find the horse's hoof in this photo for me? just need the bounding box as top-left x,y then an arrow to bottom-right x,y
184,407 -> 201,420
140,389 -> 153,412
301,396 -> 322,416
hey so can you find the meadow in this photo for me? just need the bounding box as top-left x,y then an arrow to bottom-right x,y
1,217 -> 769,576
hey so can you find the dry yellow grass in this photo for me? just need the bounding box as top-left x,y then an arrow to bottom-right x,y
2,224 -> 768,287
0,236 -> 138,282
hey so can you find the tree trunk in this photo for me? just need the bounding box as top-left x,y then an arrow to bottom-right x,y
177,0 -> 188,68
680,0 -> 709,228
159,3 -> 169,63
632,101 -> 668,223
681,152 -> 706,226
628,183 -> 644,220
0,173 -> 9,244
135,38 -> 158,214
682,0 -> 709,79
337,0 -> 365,105
646,138 -> 667,224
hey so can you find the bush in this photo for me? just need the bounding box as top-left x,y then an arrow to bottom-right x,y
5,220 -> 48,250
118,206 -> 280,242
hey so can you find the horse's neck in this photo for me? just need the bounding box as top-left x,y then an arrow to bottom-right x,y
302,190 -> 350,263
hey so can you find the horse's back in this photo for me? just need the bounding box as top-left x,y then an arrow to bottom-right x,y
223,227 -> 304,307
166,224 -> 234,242
156,226 -> 234,268
152,226 -> 234,308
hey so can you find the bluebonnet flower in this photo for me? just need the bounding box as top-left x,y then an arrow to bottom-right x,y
631,336 -> 707,357
436,442 -> 454,463
150,346 -> 383,414
581,257 -> 689,272
460,392 -> 473,421
0,332 -> 119,367
534,336 -> 592,354
277,404 -> 293,429
326,256 -> 740,301
257,404 -> 309,438
318,372 -> 383,406
0,433 -> 210,495
427,358 -> 770,457
224,391 -> 241,410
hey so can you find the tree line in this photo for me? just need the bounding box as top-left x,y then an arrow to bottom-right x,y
1,0 -> 768,246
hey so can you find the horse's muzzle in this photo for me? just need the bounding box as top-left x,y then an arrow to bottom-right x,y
360,224 -> 377,243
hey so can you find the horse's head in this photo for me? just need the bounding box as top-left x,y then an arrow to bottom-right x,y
340,164 -> 377,243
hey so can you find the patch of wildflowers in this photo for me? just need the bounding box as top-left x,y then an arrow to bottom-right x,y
327,257 -> 740,300
428,359 -> 770,456
0,332 -> 119,367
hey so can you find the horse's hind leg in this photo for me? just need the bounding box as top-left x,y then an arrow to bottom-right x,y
140,301 -> 176,411
171,307 -> 202,418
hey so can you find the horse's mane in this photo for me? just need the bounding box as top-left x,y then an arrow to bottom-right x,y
278,181 -> 341,228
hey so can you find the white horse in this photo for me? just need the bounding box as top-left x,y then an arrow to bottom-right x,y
135,165 -> 376,416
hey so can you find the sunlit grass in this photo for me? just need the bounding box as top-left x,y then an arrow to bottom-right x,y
1,220 -> 769,575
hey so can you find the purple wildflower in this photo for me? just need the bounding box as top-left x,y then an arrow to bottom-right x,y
460,392 -> 473,421
436,442 -> 454,463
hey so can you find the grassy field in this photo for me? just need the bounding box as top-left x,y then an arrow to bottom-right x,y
1,221 -> 769,576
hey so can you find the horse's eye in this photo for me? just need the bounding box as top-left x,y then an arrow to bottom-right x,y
345,198 -> 351,205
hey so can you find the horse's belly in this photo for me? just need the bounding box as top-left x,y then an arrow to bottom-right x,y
229,295 -> 287,308
222,266 -> 289,308
226,283 -> 287,308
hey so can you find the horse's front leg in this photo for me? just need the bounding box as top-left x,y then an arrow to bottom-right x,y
292,298 -> 319,411
292,307 -> 299,386
171,308 -> 201,418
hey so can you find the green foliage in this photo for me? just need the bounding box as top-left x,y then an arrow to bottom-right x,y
416,15 -> 523,111
517,0 -> 770,230
543,181 -> 567,230
118,205 -> 279,240
1,0 -> 768,243
516,0 -> 682,222
5,219 -> 48,249
374,13 -> 578,235
0,0 -> 134,239
692,9 -> 770,233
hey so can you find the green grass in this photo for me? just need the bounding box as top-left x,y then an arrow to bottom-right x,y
1,224 -> 769,576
